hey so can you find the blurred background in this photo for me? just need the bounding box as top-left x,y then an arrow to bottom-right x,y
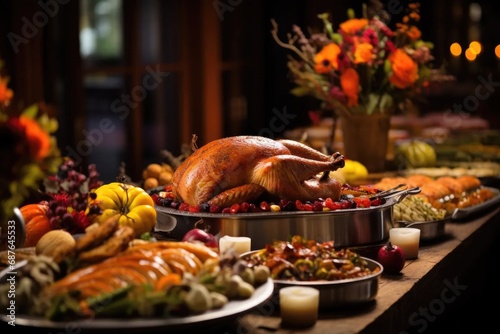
0,0 -> 499,182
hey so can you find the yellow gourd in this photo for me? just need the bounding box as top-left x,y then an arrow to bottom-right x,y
395,140 -> 437,169
85,182 -> 157,237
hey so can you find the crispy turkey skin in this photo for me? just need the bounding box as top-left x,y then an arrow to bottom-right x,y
171,136 -> 345,207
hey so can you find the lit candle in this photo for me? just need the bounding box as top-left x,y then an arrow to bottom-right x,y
279,286 -> 320,328
389,227 -> 421,259
218,235 -> 251,256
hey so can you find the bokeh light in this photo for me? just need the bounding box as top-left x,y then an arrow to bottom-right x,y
450,43 -> 462,56
495,45 -> 500,58
469,41 -> 482,54
465,48 -> 477,61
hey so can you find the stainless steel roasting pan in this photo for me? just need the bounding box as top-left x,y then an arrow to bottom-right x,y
154,187 -> 421,250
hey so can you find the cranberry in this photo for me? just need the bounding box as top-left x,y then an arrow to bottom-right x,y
260,201 -> 271,211
230,203 -> 240,214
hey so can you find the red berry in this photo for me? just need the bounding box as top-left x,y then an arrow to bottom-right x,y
230,203 -> 240,214
248,203 -> 261,212
178,203 -> 190,211
324,198 -> 341,210
209,205 -> 222,213
260,201 -> 270,211
311,201 -> 323,211
189,205 -> 201,213
295,200 -> 305,211
353,197 -> 371,208
240,202 -> 250,213
340,200 -> 352,209
303,203 -> 313,211
222,207 -> 231,213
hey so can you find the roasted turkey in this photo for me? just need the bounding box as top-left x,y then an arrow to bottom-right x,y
171,136 -> 345,207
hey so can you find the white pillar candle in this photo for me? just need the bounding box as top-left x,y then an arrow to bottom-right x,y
389,227 -> 421,259
279,286 -> 320,328
218,235 -> 251,256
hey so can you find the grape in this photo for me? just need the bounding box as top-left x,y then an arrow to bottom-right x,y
61,213 -> 74,226
49,216 -> 60,229
42,158 -> 104,234
49,201 -> 58,212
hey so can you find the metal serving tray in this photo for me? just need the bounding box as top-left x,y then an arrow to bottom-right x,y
450,187 -> 500,220
272,257 -> 383,309
394,216 -> 450,241
240,249 -> 383,309
154,187 -> 421,250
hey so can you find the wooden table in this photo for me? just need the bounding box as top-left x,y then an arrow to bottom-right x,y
224,206 -> 500,334
3,206 -> 499,334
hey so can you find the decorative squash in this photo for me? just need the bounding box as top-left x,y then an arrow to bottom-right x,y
19,202 -> 52,247
36,229 -> 76,260
85,182 -> 157,237
395,140 -> 437,169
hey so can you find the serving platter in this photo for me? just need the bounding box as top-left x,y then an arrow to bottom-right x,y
155,187 -> 421,250
394,216 -> 450,241
0,272 -> 274,332
450,187 -> 500,221
240,250 -> 382,309
274,257 -> 382,309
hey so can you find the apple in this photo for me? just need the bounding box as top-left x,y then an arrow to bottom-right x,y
377,241 -> 406,274
182,227 -> 218,248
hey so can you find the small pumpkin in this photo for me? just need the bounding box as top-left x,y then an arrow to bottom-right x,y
85,182 -> 157,237
36,229 -> 76,260
19,202 -> 52,247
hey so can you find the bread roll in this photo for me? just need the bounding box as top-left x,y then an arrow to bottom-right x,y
455,175 -> 481,191
435,176 -> 465,196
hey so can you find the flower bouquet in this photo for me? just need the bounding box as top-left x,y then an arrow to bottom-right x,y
272,2 -> 441,171
0,60 -> 62,224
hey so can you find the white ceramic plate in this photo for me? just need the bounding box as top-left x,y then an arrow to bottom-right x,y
0,273 -> 274,331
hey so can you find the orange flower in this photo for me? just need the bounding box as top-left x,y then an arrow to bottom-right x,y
353,42 -> 373,64
340,18 -> 368,34
340,68 -> 360,107
19,115 -> 51,161
314,43 -> 341,73
388,49 -> 419,89
0,77 -> 13,105
406,26 -> 421,41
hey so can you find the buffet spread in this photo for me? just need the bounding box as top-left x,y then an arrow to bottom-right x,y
1,135 -> 499,331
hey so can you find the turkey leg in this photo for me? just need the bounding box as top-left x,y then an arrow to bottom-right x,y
278,139 -> 334,161
252,153 -> 345,201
